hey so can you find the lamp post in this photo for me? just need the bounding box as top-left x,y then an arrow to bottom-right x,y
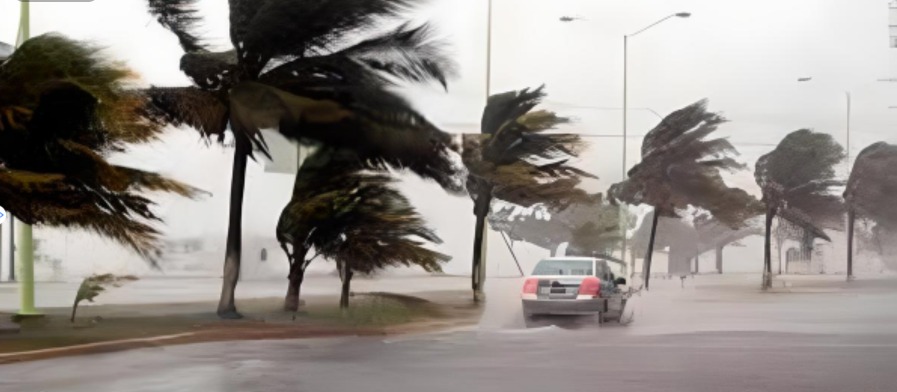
560,12 -> 689,279
14,0 -> 39,317
798,77 -> 897,280
796,77 -> 897,174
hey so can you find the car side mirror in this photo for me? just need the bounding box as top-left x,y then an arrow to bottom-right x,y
614,277 -> 627,286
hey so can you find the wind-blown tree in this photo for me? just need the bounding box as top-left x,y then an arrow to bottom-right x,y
462,86 -> 594,301
609,100 -> 760,289
0,34 -> 202,259
277,147 -> 449,309
755,129 -> 845,289
145,0 -> 461,317
490,196 -> 631,259
276,146 -> 362,311
844,142 -> 897,279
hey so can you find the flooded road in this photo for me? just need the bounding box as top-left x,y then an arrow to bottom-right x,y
5,274 -> 897,392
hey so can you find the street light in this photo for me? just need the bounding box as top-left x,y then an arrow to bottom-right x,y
797,77 -> 897,173
623,13 -> 690,277
624,12 -> 691,181
560,11 -> 690,279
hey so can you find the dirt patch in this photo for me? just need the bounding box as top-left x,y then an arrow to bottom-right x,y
0,290 -> 481,364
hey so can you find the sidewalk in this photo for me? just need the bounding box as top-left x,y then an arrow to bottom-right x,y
0,274 -> 469,312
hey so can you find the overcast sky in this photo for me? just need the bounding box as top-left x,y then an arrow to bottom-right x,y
3,0 -> 897,276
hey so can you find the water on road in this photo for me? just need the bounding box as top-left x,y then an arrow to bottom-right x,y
4,274 -> 897,392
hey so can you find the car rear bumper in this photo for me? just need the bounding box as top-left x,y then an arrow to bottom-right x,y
522,298 -> 607,316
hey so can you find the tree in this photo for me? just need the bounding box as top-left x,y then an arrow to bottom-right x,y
276,147 -> 361,311
490,197 -> 632,259
462,86 -> 594,301
609,100 -> 759,289
278,147 -> 449,309
755,129 -> 845,289
844,142 -> 897,280
0,34 -> 203,260
145,0 -> 461,318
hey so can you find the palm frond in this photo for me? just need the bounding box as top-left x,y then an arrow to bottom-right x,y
341,22 -> 456,89
238,0 -> 416,70
147,0 -> 207,53
482,86 -> 546,135
278,147 -> 449,275
0,170 -> 165,264
610,100 -> 756,229
229,82 -> 464,192
145,86 -> 229,140
756,129 -> 845,239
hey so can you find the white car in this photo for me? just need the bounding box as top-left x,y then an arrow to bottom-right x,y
521,256 -> 626,323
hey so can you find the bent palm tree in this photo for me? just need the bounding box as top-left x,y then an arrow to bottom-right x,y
609,100 -> 760,289
0,34 -> 202,259
277,147 -> 449,309
145,0 -> 460,317
756,129 -> 845,289
462,86 -> 595,301
843,142 -> 897,280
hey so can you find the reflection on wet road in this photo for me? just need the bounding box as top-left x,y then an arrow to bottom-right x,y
5,275 -> 897,392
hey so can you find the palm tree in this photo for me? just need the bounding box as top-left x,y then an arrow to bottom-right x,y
755,129 -> 845,289
277,147 -> 449,309
462,86 -> 594,301
844,142 -> 897,280
145,0 -> 461,318
276,146 -> 360,311
609,100 -> 760,289
0,34 -> 202,259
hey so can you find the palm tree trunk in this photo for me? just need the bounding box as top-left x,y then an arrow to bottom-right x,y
644,210 -> 660,290
847,208 -> 855,281
471,189 -> 493,302
715,245 -> 724,274
340,263 -> 353,309
284,245 -> 310,312
217,138 -> 250,319
763,208 -> 775,290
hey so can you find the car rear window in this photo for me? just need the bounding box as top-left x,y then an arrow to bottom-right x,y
532,259 -> 593,276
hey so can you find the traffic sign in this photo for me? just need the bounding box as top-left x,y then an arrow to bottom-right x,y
0,206 -> 6,225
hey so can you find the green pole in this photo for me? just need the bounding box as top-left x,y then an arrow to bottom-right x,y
15,1 -> 40,317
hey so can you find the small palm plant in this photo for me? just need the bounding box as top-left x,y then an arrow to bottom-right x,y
71,274 -> 138,322
278,148 -> 449,310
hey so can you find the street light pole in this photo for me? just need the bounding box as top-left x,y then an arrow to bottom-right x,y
14,0 -> 39,317
845,91 -> 851,170
621,12 -> 690,279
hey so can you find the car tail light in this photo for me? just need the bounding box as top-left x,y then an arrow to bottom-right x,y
522,278 -> 539,294
578,277 -> 601,297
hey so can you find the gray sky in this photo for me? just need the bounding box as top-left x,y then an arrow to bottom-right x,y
3,0 -> 897,276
